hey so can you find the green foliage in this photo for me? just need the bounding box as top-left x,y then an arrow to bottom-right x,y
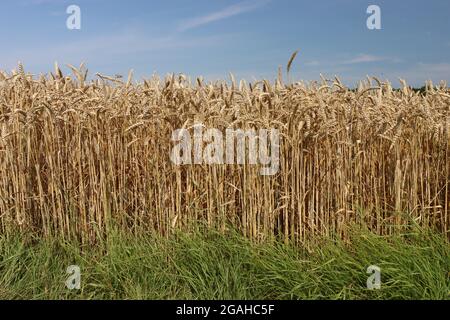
0,226 -> 448,300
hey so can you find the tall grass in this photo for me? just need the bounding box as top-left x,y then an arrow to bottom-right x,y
0,64 -> 448,243
0,225 -> 448,299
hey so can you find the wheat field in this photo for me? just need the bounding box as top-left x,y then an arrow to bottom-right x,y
0,63 -> 448,244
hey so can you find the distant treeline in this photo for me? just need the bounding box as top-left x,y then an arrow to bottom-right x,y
348,86 -> 449,94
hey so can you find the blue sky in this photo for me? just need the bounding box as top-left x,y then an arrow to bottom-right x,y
1,0 -> 449,86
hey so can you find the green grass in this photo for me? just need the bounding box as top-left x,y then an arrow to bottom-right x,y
0,225 -> 448,300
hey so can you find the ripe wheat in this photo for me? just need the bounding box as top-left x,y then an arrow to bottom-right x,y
0,63 -> 448,243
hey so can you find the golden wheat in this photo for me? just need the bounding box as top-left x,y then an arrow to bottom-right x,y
0,63 -> 448,243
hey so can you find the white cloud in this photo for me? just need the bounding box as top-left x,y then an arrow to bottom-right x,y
177,0 -> 269,32
417,62 -> 450,73
360,62 -> 450,87
403,62 -> 450,84
301,54 -> 402,69
343,54 -> 385,64
305,60 -> 320,67
0,31 -> 226,73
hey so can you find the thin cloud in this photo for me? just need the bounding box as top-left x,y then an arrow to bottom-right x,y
417,62 -> 450,73
22,0 -> 68,5
0,31 -> 226,72
178,0 -> 269,32
305,60 -> 320,67
343,54 -> 385,64
377,62 -> 450,86
303,54 -> 402,69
